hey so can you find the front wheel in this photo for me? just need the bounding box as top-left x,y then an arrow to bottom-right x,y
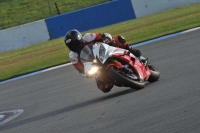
106,66 -> 145,89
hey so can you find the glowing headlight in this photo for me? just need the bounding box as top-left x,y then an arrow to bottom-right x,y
87,67 -> 99,75
93,59 -> 97,63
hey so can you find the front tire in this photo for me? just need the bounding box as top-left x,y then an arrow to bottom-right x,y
106,66 -> 145,89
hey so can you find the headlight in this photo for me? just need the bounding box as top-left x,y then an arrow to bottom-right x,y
87,66 -> 99,75
93,59 -> 97,63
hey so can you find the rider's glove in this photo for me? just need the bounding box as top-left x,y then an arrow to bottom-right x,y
102,33 -> 112,44
129,47 -> 142,57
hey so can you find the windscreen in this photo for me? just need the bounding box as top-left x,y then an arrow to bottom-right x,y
80,44 -> 94,62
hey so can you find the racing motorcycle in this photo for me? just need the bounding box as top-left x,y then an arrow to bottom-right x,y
80,42 -> 160,90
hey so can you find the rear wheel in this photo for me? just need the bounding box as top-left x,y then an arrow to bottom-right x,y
148,65 -> 160,82
106,66 -> 145,89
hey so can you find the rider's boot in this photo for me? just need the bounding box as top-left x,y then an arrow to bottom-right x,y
139,56 -> 149,66
128,48 -> 149,66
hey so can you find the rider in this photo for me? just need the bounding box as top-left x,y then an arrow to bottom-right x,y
64,29 -> 143,93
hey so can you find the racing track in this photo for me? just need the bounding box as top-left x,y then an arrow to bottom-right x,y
0,29 -> 200,133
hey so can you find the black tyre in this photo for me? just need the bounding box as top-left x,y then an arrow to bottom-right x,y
148,65 -> 160,82
106,66 -> 145,89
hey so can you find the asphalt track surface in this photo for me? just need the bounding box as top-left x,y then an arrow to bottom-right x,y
1,29 -> 200,133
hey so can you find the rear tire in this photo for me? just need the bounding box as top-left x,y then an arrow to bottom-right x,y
106,66 -> 145,89
148,65 -> 160,82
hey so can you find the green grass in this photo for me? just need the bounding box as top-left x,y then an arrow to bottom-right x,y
0,0 -> 109,29
0,3 -> 200,82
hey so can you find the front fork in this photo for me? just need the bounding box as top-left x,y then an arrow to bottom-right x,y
98,59 -> 122,84
105,59 -> 122,71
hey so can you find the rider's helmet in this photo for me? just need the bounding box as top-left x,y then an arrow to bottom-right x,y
64,29 -> 84,52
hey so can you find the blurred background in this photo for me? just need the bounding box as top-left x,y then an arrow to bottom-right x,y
0,0 -> 109,30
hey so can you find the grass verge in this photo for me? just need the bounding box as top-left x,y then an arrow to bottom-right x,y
0,3 -> 200,82
0,0 -> 109,29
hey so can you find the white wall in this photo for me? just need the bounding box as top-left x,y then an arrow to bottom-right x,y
131,0 -> 200,18
0,20 -> 50,53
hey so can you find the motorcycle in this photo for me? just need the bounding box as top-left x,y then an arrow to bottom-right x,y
80,42 -> 160,90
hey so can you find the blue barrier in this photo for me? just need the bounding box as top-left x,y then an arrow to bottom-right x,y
45,0 -> 136,39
